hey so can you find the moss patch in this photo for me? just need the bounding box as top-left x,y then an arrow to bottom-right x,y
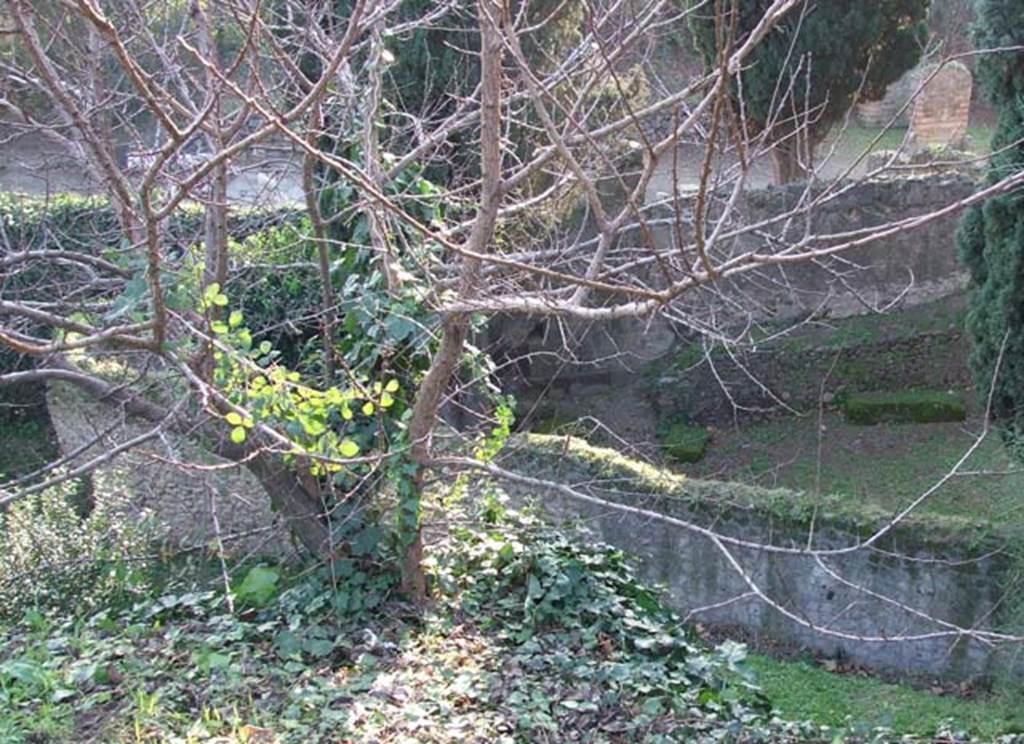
660,422 -> 712,463
530,414 -> 580,436
842,389 -> 967,425
685,410 -> 1024,531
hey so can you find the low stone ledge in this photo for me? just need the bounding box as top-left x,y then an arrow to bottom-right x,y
498,434 -> 1021,682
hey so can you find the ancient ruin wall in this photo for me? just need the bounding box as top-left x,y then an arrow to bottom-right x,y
507,436 -> 1020,682
47,381 -> 292,557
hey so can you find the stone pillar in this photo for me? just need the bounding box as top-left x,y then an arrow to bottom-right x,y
910,61 -> 973,148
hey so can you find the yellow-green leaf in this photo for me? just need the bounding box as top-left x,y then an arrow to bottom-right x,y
380,391 -> 395,408
229,310 -> 244,328
225,412 -> 243,426
339,440 -> 359,458
385,379 -> 400,393
362,401 -> 375,416
230,426 -> 246,444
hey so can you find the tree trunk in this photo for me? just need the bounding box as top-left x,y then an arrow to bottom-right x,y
40,356 -> 336,561
398,0 -> 506,603
770,142 -> 808,185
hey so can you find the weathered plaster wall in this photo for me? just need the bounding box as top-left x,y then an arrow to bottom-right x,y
505,436 -> 1018,682
671,175 -> 976,320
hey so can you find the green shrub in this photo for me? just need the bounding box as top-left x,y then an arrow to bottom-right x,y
841,390 -> 967,425
0,193 -> 300,254
0,479 -> 153,621
659,421 -> 712,463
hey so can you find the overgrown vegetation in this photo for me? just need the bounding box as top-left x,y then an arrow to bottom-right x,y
2,495 -> 1018,743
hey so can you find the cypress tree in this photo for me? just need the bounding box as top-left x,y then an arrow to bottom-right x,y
956,0 -> 1024,455
689,0 -> 930,183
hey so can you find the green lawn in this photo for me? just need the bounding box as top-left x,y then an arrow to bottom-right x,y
822,124 -> 996,157
750,653 -> 1024,739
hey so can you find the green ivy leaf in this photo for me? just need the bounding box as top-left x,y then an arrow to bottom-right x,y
234,566 -> 279,607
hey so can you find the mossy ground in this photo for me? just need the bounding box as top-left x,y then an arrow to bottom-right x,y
659,422 -> 712,463
686,408 -> 1024,529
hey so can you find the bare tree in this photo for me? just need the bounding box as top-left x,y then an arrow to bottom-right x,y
2,0 -> 1023,659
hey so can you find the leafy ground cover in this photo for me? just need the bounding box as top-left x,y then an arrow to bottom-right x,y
5,495 -> 1019,744
0,501 -> 763,743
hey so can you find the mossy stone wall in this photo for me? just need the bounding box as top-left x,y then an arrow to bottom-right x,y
500,435 -> 1019,682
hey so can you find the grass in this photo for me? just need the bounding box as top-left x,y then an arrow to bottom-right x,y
688,407 -> 1024,529
820,125 -> 996,161
749,653 -> 1024,739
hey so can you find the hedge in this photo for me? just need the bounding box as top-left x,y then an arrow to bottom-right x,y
841,389 -> 967,425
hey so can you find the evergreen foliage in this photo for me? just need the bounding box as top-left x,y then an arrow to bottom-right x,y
688,0 -> 929,183
956,0 -> 1024,457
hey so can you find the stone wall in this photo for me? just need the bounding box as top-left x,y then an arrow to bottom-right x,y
494,174 -> 977,430
505,435 -> 1021,682
910,62 -> 973,148
655,329 -> 971,424
691,174 -> 976,320
47,381 -> 292,557
856,67 -> 922,128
